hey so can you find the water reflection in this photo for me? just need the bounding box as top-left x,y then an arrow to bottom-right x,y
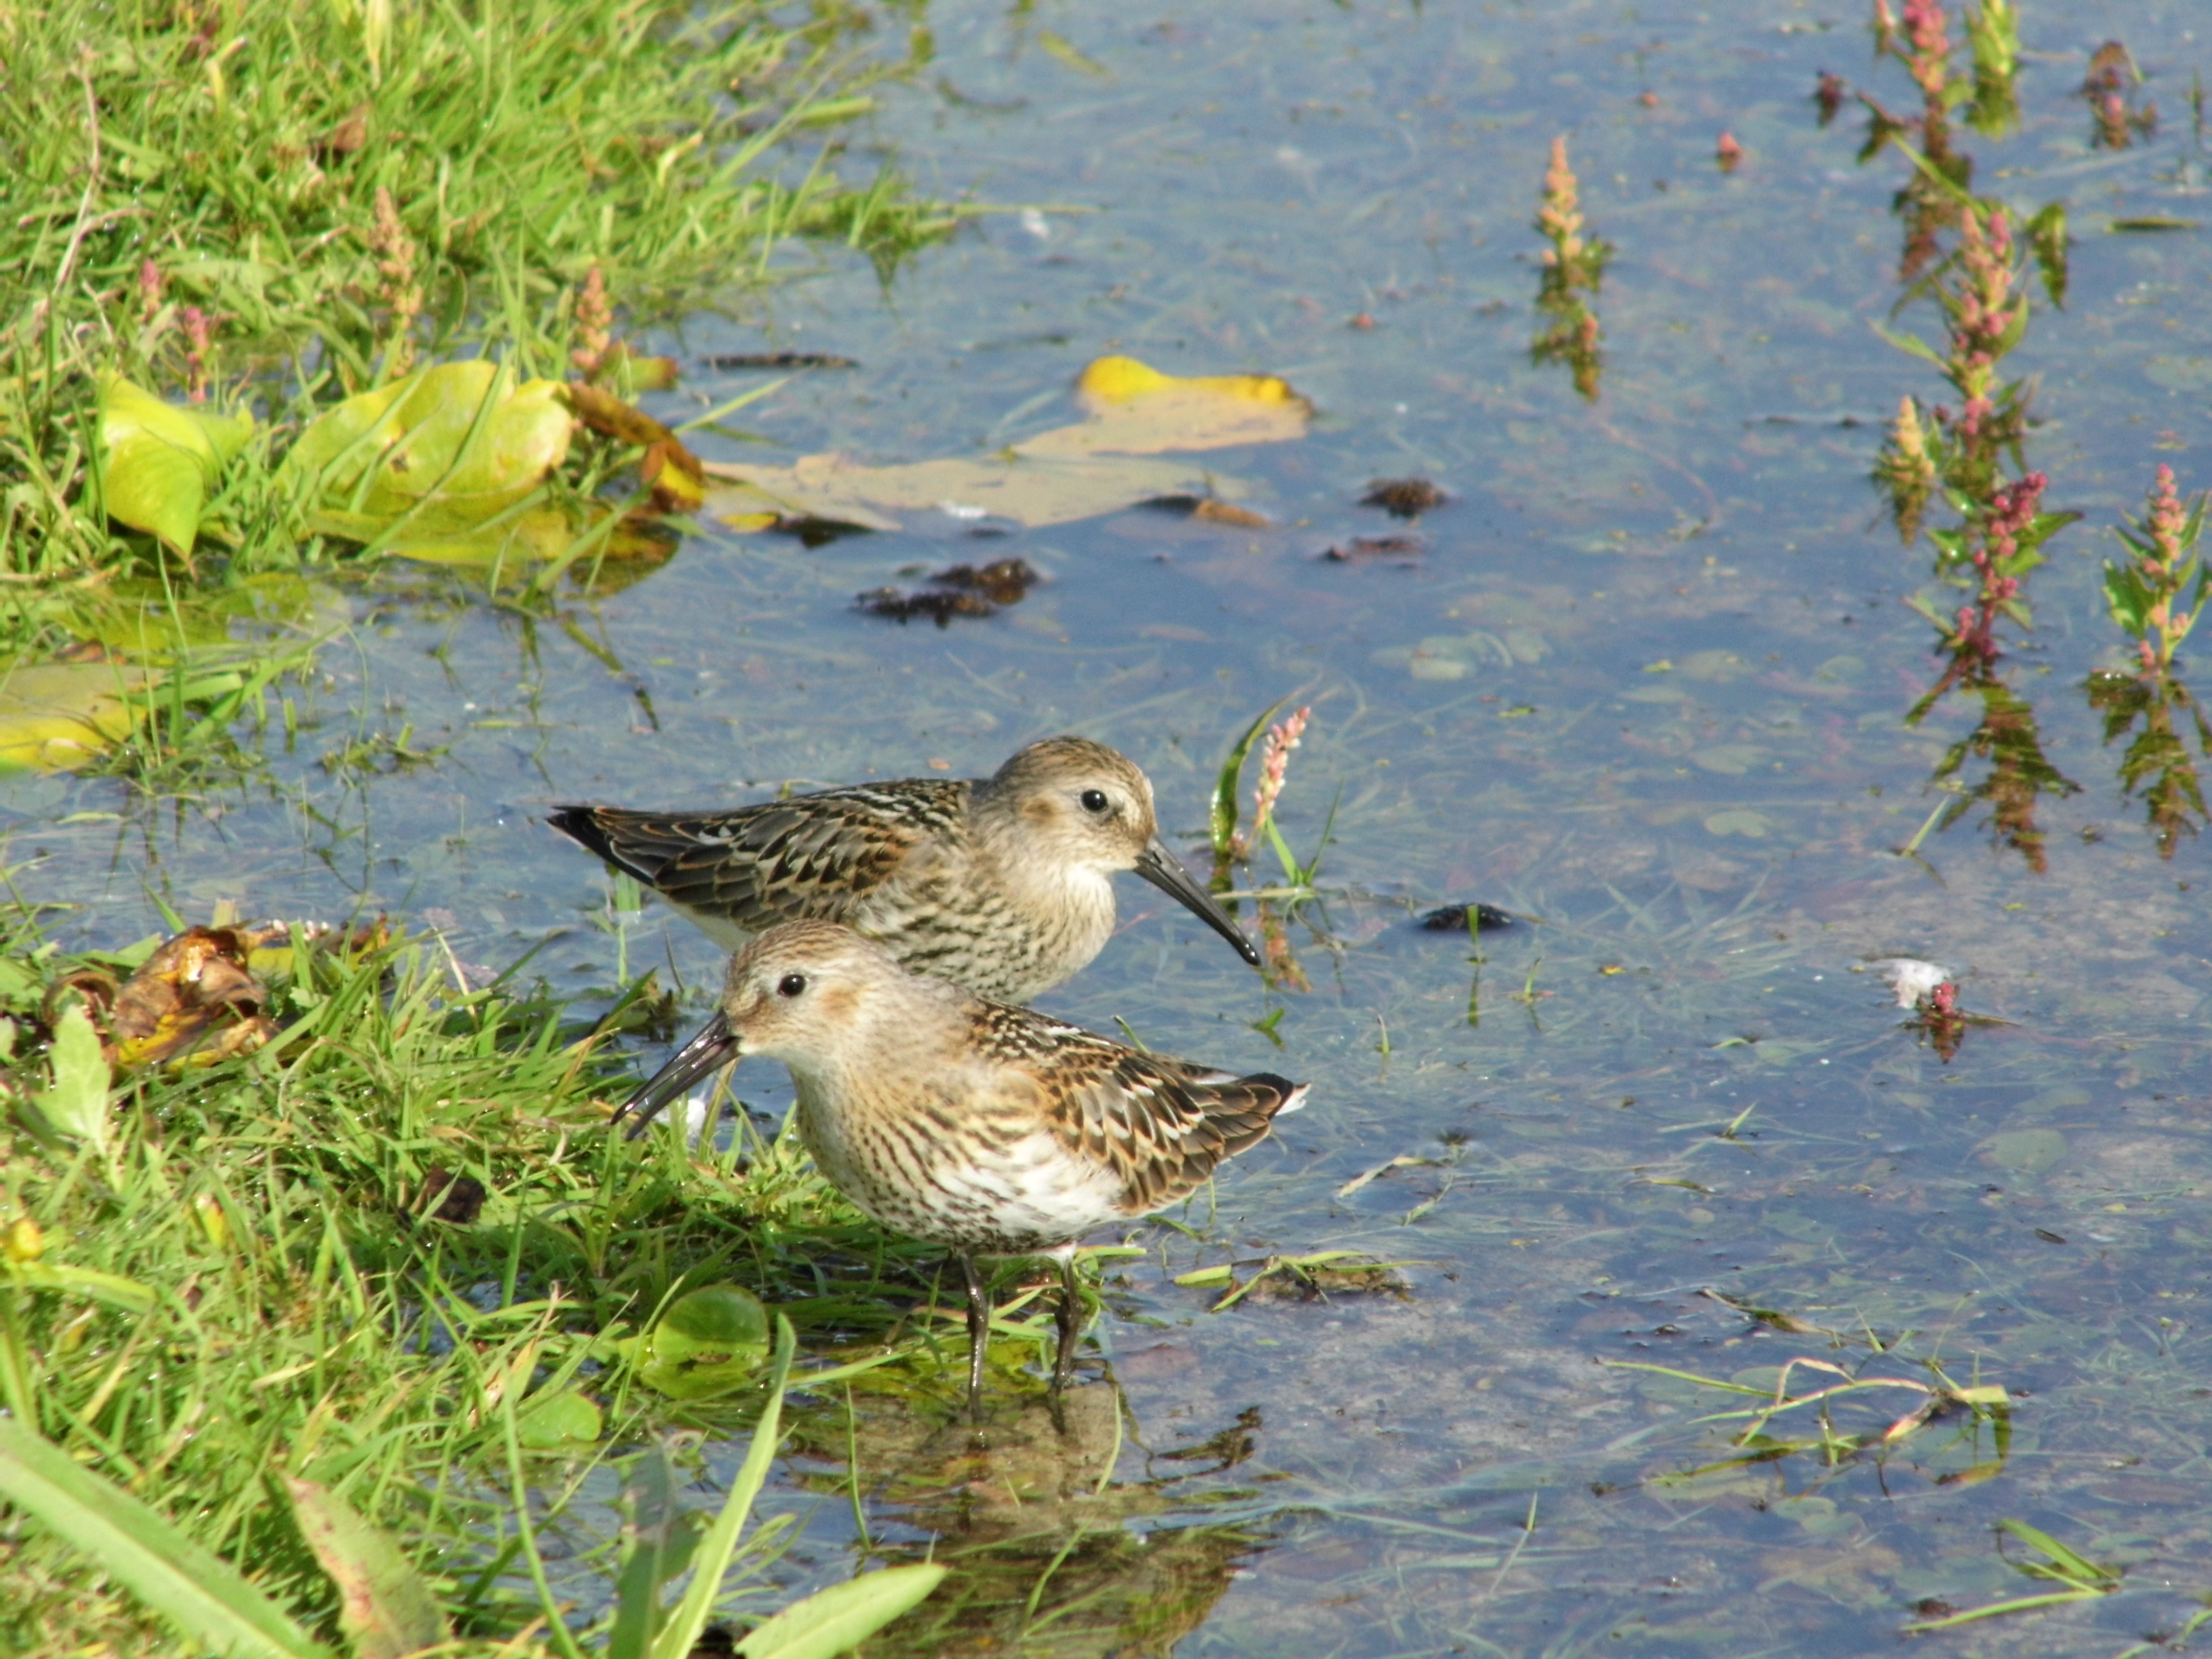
800,1383 -> 1263,1657
2086,669 -> 2212,857
1925,678 -> 2080,874
2083,40 -> 2157,149
1845,5 -> 2096,872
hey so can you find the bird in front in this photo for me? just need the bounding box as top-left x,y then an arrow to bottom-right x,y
549,736 -> 1258,1004
614,920 -> 1308,1417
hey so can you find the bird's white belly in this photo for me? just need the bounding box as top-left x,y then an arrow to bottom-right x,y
932,1130 -> 1127,1245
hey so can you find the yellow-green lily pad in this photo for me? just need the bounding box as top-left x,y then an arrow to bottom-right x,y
637,1283 -> 771,1400
514,1387 -> 602,1448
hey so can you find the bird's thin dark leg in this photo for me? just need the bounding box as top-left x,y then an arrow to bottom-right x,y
1052,1254 -> 1084,1395
961,1253 -> 990,1421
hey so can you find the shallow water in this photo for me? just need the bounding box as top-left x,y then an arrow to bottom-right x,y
20,0 -> 2212,1651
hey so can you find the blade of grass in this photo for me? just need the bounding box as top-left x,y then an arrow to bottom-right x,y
0,1415 -> 332,1659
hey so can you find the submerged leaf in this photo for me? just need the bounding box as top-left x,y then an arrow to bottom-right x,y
285,1477 -> 449,1659
702,355 -> 1302,532
705,450 -> 1228,534
98,377 -> 253,556
0,661 -> 155,773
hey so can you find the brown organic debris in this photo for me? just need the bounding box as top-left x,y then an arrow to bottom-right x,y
1361,477 -> 1447,518
418,1167 -> 488,1226
1322,534 -> 1423,563
704,351 -> 859,370
315,102 -> 371,159
860,558 -> 1040,626
565,382 -> 706,514
65,927 -> 275,1070
1189,498 -> 1271,528
1814,72 -> 1846,125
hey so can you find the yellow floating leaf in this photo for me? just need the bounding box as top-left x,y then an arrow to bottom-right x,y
0,661 -> 155,773
1015,355 -> 1312,458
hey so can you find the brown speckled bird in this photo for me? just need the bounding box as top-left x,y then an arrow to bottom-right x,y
548,736 -> 1258,1003
615,920 -> 1308,1414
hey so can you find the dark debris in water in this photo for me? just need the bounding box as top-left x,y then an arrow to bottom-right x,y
930,558 -> 1040,603
787,517 -> 873,548
1361,476 -> 1448,517
1419,902 -> 1516,932
859,558 -> 1041,626
1322,533 -> 1423,563
702,350 -> 858,370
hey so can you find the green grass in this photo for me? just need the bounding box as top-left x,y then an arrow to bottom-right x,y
0,0 -> 954,641
0,900 -> 1054,1654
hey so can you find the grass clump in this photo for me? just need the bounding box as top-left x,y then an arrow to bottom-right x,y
0,902 -> 977,1654
0,0 -> 952,634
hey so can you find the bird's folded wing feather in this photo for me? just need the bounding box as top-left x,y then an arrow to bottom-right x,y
551,782 -> 966,929
975,1006 -> 1299,1213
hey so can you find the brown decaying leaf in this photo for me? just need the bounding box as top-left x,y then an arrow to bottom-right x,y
565,382 -> 704,513
927,558 -> 1040,603
316,102 -> 371,158
860,558 -> 1040,627
704,350 -> 858,370
418,1167 -> 487,1225
1361,476 -> 1447,517
48,919 -> 393,1072
1190,498 -> 1271,528
101,927 -> 277,1070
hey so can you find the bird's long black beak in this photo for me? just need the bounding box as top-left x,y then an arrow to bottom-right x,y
612,1011 -> 740,1141
1134,838 -> 1262,968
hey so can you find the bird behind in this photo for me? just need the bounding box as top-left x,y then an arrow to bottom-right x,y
550,736 -> 1257,1003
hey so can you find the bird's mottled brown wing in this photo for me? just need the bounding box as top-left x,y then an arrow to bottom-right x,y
548,781 -> 969,934
971,1003 -> 1306,1214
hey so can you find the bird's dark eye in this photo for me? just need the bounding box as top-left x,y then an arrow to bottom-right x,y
777,973 -> 808,998
1079,789 -> 1110,814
